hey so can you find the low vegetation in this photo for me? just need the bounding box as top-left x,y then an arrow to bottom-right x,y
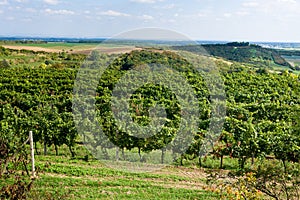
173,42 -> 292,69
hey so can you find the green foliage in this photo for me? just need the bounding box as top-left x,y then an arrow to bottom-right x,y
173,43 -> 291,69
0,44 -> 300,199
86,50 -> 210,162
0,46 -> 299,181
206,160 -> 300,200
0,104 -> 34,199
0,46 -> 86,69
0,67 -> 77,156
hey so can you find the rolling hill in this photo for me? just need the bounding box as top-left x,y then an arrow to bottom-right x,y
172,42 -> 292,69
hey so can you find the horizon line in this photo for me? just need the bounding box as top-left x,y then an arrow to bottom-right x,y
0,35 -> 300,44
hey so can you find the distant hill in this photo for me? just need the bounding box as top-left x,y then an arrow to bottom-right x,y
172,42 -> 291,68
276,49 -> 300,57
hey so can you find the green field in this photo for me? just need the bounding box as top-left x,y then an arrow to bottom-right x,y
22,145 -> 218,200
15,144 -> 298,200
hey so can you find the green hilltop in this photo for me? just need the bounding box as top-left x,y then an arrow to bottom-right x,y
173,42 -> 292,69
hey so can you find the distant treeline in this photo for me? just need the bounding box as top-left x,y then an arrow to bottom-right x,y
276,49 -> 300,57
73,39 -> 105,43
172,42 -> 291,68
0,37 -> 106,44
0,40 -> 47,44
0,40 -> 105,44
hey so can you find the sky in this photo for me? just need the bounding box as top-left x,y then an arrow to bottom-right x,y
0,0 -> 300,42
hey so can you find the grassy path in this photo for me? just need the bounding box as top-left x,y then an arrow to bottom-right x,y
27,155 -> 218,199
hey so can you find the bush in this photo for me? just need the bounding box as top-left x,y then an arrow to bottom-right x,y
206,160 -> 300,200
0,59 -> 10,68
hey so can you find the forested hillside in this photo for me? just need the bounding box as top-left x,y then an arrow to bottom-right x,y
173,42 -> 292,69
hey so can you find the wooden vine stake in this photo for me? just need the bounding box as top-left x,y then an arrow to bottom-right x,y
29,131 -> 36,178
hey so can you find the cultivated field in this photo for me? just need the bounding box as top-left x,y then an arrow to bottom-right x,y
1,42 -> 141,55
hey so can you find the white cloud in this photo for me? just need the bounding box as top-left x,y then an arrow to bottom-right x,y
43,0 -> 59,5
45,8 -> 75,15
139,14 -> 154,20
21,18 -> 32,22
244,0 -> 300,15
224,13 -> 232,18
236,11 -> 249,16
153,3 -> 176,12
130,0 -> 162,3
15,0 -> 27,3
197,9 -> 212,18
257,0 -> 300,14
6,16 -> 14,20
198,13 -> 207,17
278,0 -> 296,3
100,10 -> 130,17
242,1 -> 259,7
0,10 -> 2,14
160,3 -> 175,9
0,0 -> 8,5
26,8 -> 36,13
167,19 -> 176,23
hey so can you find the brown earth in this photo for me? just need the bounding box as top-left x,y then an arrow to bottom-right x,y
2,45 -> 142,55
2,45 -> 61,53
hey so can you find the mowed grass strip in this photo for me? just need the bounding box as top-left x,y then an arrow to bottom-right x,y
30,175 -> 215,200
27,155 -> 218,199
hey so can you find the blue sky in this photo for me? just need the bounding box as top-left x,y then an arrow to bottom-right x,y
0,0 -> 299,41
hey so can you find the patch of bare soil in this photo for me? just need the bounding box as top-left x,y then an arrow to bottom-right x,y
2,45 -> 142,55
2,45 -> 61,53
153,166 -> 207,179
